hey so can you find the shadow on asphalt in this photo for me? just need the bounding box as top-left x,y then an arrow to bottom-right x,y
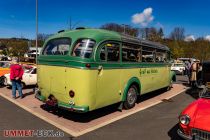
40,103 -> 119,123
168,123 -> 182,140
40,87 -> 173,123
23,91 -> 35,98
185,87 -> 202,99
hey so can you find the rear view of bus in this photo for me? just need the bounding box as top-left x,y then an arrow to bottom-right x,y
35,28 -> 121,113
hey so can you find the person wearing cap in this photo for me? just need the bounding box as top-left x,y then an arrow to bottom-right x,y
10,57 -> 24,99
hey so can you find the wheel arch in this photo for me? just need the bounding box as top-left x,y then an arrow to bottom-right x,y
122,77 -> 141,102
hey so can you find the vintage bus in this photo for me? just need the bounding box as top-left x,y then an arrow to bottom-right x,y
35,28 -> 176,113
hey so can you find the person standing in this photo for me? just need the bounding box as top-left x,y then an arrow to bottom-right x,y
190,60 -> 199,88
10,57 -> 24,99
185,60 -> 192,85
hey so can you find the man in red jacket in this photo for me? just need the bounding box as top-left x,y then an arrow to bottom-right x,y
10,57 -> 24,99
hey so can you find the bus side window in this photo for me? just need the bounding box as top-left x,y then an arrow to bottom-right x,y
107,43 -> 120,62
156,50 -> 166,63
142,47 -> 155,62
72,39 -> 96,58
99,46 -> 106,61
122,43 -> 141,62
99,43 -> 120,62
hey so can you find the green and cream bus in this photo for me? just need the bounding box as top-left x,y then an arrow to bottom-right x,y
35,28 -> 176,113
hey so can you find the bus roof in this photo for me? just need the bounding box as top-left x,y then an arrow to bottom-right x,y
47,28 -> 121,42
47,28 -> 169,51
121,34 -> 169,51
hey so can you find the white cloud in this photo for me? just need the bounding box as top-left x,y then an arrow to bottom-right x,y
184,35 -> 195,42
205,35 -> 210,41
132,7 -> 154,27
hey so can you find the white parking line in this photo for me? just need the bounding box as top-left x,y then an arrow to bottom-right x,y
0,92 -> 78,137
0,87 -> 188,137
76,88 -> 188,136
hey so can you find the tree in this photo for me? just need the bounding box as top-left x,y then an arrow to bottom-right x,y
100,23 -> 139,37
169,27 -> 185,41
158,28 -> 164,39
138,27 -> 164,42
37,33 -> 52,47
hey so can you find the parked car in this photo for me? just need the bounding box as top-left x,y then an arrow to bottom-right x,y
0,62 -> 11,86
0,61 -> 10,67
177,87 -> 210,140
171,62 -> 185,75
198,61 -> 210,86
4,66 -> 37,88
178,61 -> 210,140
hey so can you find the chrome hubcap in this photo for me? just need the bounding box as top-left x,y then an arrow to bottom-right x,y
127,87 -> 137,105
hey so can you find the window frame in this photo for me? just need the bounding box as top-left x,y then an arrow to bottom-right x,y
122,42 -> 142,63
71,38 -> 96,59
96,41 -> 121,63
141,46 -> 156,63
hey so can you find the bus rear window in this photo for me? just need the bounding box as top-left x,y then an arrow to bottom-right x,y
72,39 -> 95,58
43,38 -> 70,55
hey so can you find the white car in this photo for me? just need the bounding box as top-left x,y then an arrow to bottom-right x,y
171,63 -> 185,75
4,66 -> 37,88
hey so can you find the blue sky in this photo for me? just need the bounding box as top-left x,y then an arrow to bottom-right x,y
0,0 -> 210,39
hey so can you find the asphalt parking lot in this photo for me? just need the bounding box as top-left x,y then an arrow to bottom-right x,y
0,75 -> 198,140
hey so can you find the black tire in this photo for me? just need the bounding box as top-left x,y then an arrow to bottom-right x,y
3,77 -> 7,86
0,76 -> 5,86
123,85 -> 138,109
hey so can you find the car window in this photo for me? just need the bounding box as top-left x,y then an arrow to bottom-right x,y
2,63 -> 10,68
31,68 -> 37,74
174,64 -> 184,67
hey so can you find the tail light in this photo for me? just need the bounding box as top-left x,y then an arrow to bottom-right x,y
85,63 -> 91,68
69,90 -> 75,98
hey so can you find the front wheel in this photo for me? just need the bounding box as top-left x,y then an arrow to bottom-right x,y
123,85 -> 138,109
0,76 -> 5,86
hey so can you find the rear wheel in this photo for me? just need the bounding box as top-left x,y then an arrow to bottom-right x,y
123,85 -> 138,109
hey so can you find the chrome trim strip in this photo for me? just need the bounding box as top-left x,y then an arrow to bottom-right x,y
177,129 -> 192,140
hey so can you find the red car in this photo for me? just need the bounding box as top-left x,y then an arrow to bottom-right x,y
177,87 -> 210,140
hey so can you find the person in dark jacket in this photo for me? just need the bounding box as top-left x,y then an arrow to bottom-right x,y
10,57 -> 24,99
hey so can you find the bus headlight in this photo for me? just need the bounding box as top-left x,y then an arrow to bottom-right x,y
179,115 -> 190,125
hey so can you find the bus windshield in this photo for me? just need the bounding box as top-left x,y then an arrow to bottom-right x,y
72,39 -> 95,58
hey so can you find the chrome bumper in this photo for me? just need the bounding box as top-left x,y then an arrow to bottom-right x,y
177,129 -> 192,140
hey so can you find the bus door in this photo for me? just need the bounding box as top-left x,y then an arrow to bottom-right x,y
96,42 -> 121,108
40,38 -> 70,100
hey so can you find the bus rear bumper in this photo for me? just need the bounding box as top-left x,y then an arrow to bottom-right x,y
35,89 -> 89,113
58,102 -> 89,113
